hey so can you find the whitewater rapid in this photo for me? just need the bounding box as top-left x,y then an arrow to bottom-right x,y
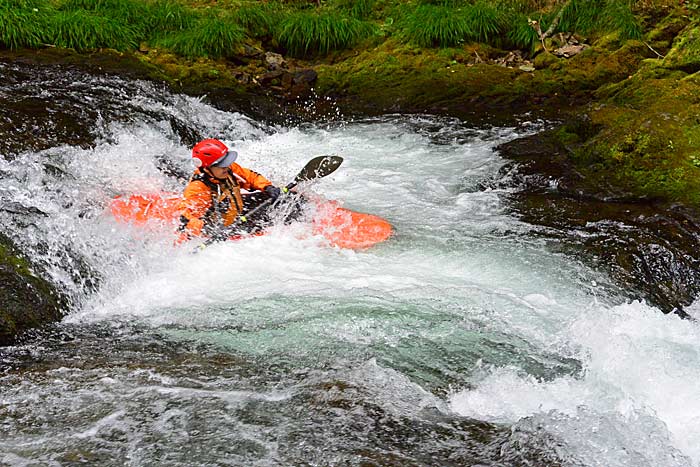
1,81 -> 700,466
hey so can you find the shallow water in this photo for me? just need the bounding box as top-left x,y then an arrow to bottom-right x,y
1,68 -> 699,466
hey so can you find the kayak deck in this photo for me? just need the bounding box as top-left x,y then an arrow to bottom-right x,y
109,193 -> 393,249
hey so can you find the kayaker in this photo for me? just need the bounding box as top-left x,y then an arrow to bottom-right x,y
177,138 -> 282,239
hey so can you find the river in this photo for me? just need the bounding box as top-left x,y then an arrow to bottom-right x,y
1,61 -> 699,466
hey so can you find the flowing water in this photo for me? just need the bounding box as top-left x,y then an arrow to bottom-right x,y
1,64 -> 700,467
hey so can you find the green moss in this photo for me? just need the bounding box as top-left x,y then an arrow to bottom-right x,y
315,39 -> 526,111
533,52 -> 561,69
0,242 -> 32,275
646,9 -> 690,45
560,62 -> 700,204
136,48 -> 247,92
663,25 -> 700,73
0,235 -> 64,345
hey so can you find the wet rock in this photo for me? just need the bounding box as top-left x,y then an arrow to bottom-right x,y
496,128 -> 700,316
257,68 -> 317,99
495,50 -> 533,69
242,44 -> 264,59
0,233 -> 65,346
233,71 -> 253,85
290,69 -> 318,97
257,69 -> 286,87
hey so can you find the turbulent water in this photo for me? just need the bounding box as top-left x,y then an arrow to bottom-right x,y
2,66 -> 700,467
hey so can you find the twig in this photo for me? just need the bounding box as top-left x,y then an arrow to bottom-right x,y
643,41 -> 665,59
528,18 -> 548,53
529,0 -> 571,54
542,1 -> 568,39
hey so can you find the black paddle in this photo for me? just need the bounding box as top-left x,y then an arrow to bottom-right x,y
195,155 -> 343,251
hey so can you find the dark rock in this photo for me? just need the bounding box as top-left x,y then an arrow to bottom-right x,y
289,69 -> 318,98
242,44 -> 265,59
256,68 -> 317,99
257,69 -> 286,86
0,233 -> 65,346
553,44 -> 589,58
496,126 -> 700,316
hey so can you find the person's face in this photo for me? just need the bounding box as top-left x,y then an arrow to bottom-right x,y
209,166 -> 228,179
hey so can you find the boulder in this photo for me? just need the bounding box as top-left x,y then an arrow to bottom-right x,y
265,51 -> 287,70
0,234 -> 64,346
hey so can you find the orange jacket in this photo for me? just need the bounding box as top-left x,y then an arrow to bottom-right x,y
178,162 -> 272,237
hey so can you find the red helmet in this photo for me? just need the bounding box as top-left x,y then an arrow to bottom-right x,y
192,139 -> 237,168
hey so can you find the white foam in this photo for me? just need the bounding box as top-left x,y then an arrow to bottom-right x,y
450,301 -> 700,466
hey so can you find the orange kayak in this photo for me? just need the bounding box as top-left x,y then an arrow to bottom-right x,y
109,192 -> 393,250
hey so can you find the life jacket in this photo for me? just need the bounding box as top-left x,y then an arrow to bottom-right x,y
192,170 -> 245,227
177,164 -> 273,238
178,170 -> 245,237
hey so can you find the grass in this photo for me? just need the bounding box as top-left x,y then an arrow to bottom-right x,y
398,5 -> 474,47
146,0 -> 198,33
505,12 -> 541,51
558,0 -> 642,40
231,3 -> 279,38
275,10 -> 377,57
398,2 -> 505,48
158,13 -> 246,58
330,0 -> 376,19
416,0 -> 469,6
466,1 -> 504,43
47,10 -> 140,51
0,0 -> 53,49
0,0 -> 651,59
495,0 -> 557,12
602,1 -> 643,40
59,0 -> 149,34
58,0 -> 196,37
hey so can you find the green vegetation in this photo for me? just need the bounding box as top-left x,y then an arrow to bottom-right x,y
0,0 -> 49,49
158,14 -> 246,58
558,0 -> 642,40
0,0 -> 649,59
565,59 -> 700,204
397,5 -> 479,47
504,12 -> 541,51
276,11 -> 377,56
231,3 -> 278,38
49,10 -> 140,51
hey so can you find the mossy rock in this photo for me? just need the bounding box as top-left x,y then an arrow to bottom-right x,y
558,67 -> 700,204
646,10 -> 691,46
533,52 -> 562,70
662,25 -> 700,73
314,40 -> 525,113
0,234 -> 64,346
539,26 -> 700,205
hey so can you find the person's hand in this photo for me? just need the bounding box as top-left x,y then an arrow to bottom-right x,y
264,185 -> 281,201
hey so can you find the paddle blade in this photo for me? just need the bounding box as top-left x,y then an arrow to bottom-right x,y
293,155 -> 343,185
